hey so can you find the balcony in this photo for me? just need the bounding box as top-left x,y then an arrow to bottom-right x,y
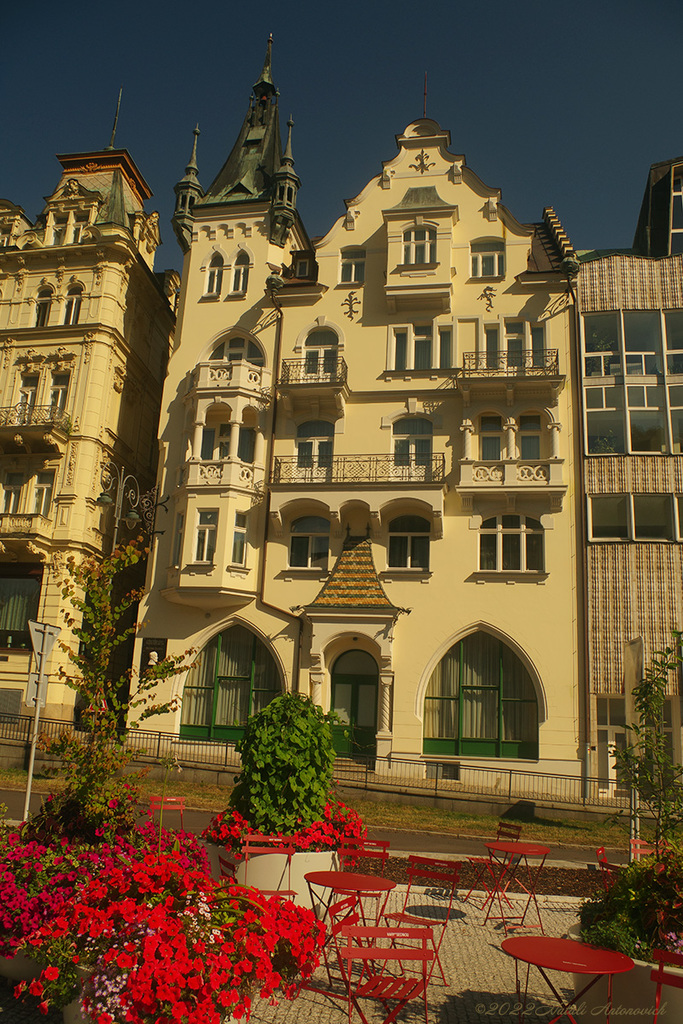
457,459 -> 567,511
277,357 -> 349,418
0,513 -> 54,551
0,405 -> 71,454
183,459 -> 258,491
188,361 -> 272,403
456,350 -> 564,402
271,453 -> 445,486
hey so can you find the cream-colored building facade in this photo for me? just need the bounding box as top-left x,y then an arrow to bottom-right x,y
0,145 -> 177,719
136,45 -> 585,778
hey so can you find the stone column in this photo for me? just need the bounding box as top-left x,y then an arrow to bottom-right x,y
192,421 -> 203,459
548,421 -> 562,459
504,419 -> 518,459
228,420 -> 240,459
460,419 -> 474,460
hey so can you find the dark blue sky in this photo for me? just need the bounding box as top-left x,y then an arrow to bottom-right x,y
3,0 -> 681,273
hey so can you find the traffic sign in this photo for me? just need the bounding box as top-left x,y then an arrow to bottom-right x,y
25,672 -> 47,708
28,620 -> 61,661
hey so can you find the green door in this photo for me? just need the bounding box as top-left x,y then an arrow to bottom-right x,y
331,651 -> 378,758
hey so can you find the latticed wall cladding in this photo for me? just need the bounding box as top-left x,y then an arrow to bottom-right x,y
579,253 -> 683,311
585,455 -> 683,493
588,543 -> 683,695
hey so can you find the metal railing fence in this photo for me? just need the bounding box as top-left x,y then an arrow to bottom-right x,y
0,713 -> 630,811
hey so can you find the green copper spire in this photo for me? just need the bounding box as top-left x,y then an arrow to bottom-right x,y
253,34 -> 275,98
270,116 -> 300,247
172,124 -> 204,253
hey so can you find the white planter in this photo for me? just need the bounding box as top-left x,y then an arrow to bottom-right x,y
204,844 -> 338,908
0,951 -> 41,981
568,925 -> 683,1020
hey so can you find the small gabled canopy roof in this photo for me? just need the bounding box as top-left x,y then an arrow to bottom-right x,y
307,534 -> 397,611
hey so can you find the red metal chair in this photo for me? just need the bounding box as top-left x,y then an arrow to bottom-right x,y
338,839 -> 390,875
338,925 -> 434,1024
630,838 -> 656,862
595,846 -> 622,891
242,834 -> 296,898
149,795 -> 185,830
381,854 -> 460,985
462,821 -> 522,905
651,949 -> 683,1023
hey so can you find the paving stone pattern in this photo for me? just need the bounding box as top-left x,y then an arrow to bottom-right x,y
1,889 -> 582,1024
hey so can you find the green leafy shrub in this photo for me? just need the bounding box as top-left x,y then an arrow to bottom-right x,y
229,693 -> 336,834
580,844 -> 683,960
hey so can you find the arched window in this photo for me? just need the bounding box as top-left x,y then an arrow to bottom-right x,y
479,515 -> 544,572
206,254 -> 224,295
296,421 -> 334,477
35,289 -> 53,327
180,624 -> 281,740
423,631 -> 538,758
305,328 -> 338,376
63,285 -> 83,326
393,418 -> 433,467
209,336 -> 264,366
403,226 -> 436,265
232,252 -> 250,294
388,515 -> 430,570
289,515 -> 330,569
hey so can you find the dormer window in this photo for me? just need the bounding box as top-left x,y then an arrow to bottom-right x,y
51,218 -> 68,246
231,252 -> 250,294
471,240 -> 505,278
296,258 -> 310,278
341,249 -> 366,284
206,254 -> 224,296
403,227 -> 436,265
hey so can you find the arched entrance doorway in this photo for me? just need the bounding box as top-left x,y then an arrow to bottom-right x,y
331,650 -> 378,758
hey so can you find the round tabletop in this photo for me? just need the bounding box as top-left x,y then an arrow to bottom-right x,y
305,870 -> 396,893
502,936 -> 634,976
486,841 -> 550,858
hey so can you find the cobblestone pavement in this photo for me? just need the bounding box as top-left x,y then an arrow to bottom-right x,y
0,890 -> 582,1024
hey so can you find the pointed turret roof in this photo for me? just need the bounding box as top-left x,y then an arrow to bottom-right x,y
199,37 -> 283,207
307,534 -> 397,611
95,167 -> 129,228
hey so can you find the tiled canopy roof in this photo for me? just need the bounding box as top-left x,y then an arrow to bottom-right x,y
308,534 -> 397,611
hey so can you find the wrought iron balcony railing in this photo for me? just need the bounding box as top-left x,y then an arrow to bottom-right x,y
461,350 -> 559,376
0,404 -> 72,432
278,357 -> 348,386
271,453 -> 445,485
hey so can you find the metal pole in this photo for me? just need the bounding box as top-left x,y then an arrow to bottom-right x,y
22,646 -> 44,821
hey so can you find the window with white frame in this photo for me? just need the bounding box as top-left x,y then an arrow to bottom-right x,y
519,414 -> 542,460
201,422 -> 231,460
585,384 -> 626,454
206,254 -> 224,296
627,384 -> 666,452
209,336 -> 264,365
670,385 -> 683,453
479,515 -> 544,572
391,325 -> 452,371
71,215 -> 88,243
64,286 -> 82,325
480,415 -> 504,460
231,512 -> 248,565
231,252 -> 250,294
505,322 -> 524,368
672,168 -> 683,255
304,329 -> 338,376
341,249 -> 365,284
33,471 -> 54,516
393,418 -> 432,467
388,515 -> 430,570
665,312 -> 683,373
589,493 -> 675,541
237,427 -> 256,464
172,512 -> 184,565
35,289 -> 52,327
624,312 -> 663,375
289,516 -> 330,569
296,421 -> 334,474
3,473 -> 24,514
50,373 -> 69,413
19,375 -> 39,416
195,510 -> 218,562
51,217 -> 68,246
471,239 -> 505,278
403,226 -> 436,265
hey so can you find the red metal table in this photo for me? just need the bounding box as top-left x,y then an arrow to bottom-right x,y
305,870 -> 396,926
483,840 -> 549,934
502,935 -> 634,1024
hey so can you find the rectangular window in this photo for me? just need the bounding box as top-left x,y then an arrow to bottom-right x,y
0,570 -> 41,649
33,472 -> 54,516
50,374 -> 69,412
506,322 -> 524,368
590,496 -> 629,539
195,510 -> 218,562
633,495 -> 673,540
172,513 -> 184,566
439,329 -> 452,369
519,415 -> 541,460
201,428 -> 215,460
531,326 -> 545,367
628,385 -> 666,453
665,311 -> 683,373
394,331 -> 408,371
341,249 -> 365,284
584,313 -> 620,377
623,311 -> 662,375
485,327 -> 499,369
237,427 -> 255,464
414,327 -> 432,370
3,473 -> 23,514
586,385 -> 625,454
231,512 -> 247,565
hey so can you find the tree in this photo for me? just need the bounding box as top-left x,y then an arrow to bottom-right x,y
27,536 -> 190,842
615,631 -> 683,852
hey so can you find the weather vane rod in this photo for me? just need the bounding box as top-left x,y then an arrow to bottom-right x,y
423,72 -> 427,118
107,87 -> 123,150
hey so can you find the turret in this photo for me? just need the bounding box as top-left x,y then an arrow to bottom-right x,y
269,117 -> 300,247
172,126 -> 203,253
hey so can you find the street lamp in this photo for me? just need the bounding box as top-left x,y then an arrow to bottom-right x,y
96,461 -> 142,551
